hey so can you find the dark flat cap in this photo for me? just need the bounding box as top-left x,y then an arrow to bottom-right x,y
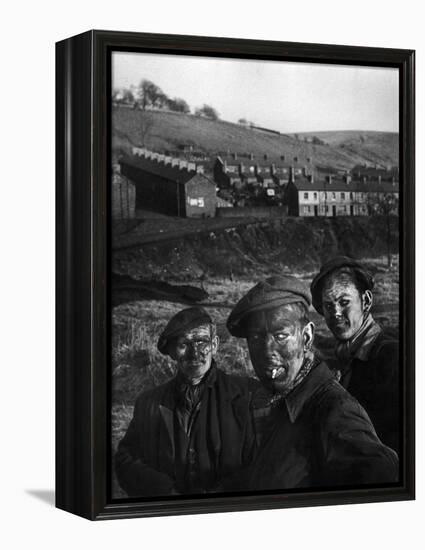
310,256 -> 374,315
157,307 -> 213,355
227,276 -> 311,338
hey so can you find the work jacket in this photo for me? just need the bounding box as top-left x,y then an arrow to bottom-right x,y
115,364 -> 257,497
248,361 -> 399,491
338,329 -> 399,454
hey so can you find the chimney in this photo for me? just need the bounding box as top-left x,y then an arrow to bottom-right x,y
294,156 -> 298,163
377,175 -> 382,185
196,165 -> 204,174
326,175 -> 333,185
249,153 -> 254,160
362,176 -> 367,184
344,174 -> 352,184
308,174 -> 314,184
280,154 -> 285,161
289,166 -> 295,183
233,152 -> 238,160
263,154 -> 268,160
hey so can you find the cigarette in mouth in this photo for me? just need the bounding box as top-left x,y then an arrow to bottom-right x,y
272,368 -> 278,379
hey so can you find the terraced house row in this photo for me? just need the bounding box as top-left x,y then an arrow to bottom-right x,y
114,147 -> 399,219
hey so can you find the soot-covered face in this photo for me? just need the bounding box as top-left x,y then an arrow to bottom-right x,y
245,304 -> 314,394
321,271 -> 372,342
168,324 -> 219,384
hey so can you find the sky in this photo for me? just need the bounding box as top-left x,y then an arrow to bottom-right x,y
112,52 -> 399,134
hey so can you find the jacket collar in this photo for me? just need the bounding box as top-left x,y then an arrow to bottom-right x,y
284,361 -> 334,423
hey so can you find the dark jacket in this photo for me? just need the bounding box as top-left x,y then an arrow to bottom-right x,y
115,365 -> 257,497
338,330 -> 399,454
248,361 -> 399,491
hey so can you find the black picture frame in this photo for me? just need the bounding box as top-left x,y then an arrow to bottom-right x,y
56,29 -> 415,521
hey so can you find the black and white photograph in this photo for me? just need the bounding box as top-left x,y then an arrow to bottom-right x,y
110,51 -> 402,500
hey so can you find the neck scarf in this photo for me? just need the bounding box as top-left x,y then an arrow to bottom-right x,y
335,314 -> 382,364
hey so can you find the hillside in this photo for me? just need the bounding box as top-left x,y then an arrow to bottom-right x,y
112,106 -> 399,171
294,130 -> 399,168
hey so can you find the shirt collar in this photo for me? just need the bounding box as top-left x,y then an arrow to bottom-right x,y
284,361 -> 334,423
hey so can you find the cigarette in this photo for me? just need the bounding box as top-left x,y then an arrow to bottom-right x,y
272,368 -> 277,379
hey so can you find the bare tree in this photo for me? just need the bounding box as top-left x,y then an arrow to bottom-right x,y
368,192 -> 399,267
195,104 -> 220,120
136,79 -> 168,110
167,97 -> 191,113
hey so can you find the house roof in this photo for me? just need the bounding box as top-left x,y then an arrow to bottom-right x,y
291,176 -> 399,193
217,154 -> 310,169
120,154 -> 215,186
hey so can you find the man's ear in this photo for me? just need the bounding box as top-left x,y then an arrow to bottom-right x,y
303,322 -> 315,351
211,335 -> 219,356
362,290 -> 373,313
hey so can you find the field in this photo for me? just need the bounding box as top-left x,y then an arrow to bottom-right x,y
112,106 -> 399,172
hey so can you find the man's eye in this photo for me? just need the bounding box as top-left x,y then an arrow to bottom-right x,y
340,300 -> 350,307
274,333 -> 288,342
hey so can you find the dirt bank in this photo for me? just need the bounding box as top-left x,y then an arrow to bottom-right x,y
112,215 -> 399,280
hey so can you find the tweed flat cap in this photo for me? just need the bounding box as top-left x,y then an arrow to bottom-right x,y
227,276 -> 311,338
310,256 -> 374,315
157,307 -> 213,355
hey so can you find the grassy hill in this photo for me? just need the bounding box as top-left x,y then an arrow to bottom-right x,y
293,130 -> 399,168
112,106 -> 399,171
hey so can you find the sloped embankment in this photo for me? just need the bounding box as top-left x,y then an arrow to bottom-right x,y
112,216 -> 399,281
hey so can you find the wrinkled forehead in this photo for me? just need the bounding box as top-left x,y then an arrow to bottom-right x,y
245,303 -> 302,333
176,323 -> 213,341
321,270 -> 360,300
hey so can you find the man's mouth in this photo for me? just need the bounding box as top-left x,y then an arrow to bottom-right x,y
264,366 -> 286,380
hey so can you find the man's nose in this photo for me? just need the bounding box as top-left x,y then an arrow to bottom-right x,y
333,303 -> 343,317
186,342 -> 203,359
264,334 -> 278,355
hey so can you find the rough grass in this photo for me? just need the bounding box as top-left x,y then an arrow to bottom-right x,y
112,106 -> 399,171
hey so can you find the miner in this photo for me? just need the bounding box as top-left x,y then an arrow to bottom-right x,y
115,307 -> 256,497
227,276 -> 398,490
310,256 -> 399,453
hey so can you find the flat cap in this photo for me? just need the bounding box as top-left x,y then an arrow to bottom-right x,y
157,307 -> 213,355
310,256 -> 374,315
227,276 -> 311,338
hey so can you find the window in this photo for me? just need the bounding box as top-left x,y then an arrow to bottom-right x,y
313,192 -> 317,200
304,192 -> 309,199
324,192 -> 328,199
341,192 -> 345,199
304,206 -> 310,213
342,205 -> 346,212
332,192 -> 336,200
350,192 -> 353,199
188,197 -> 204,207
325,205 -> 329,213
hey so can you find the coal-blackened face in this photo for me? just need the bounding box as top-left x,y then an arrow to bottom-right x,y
168,324 -> 219,384
321,271 -> 372,342
246,304 -> 314,394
